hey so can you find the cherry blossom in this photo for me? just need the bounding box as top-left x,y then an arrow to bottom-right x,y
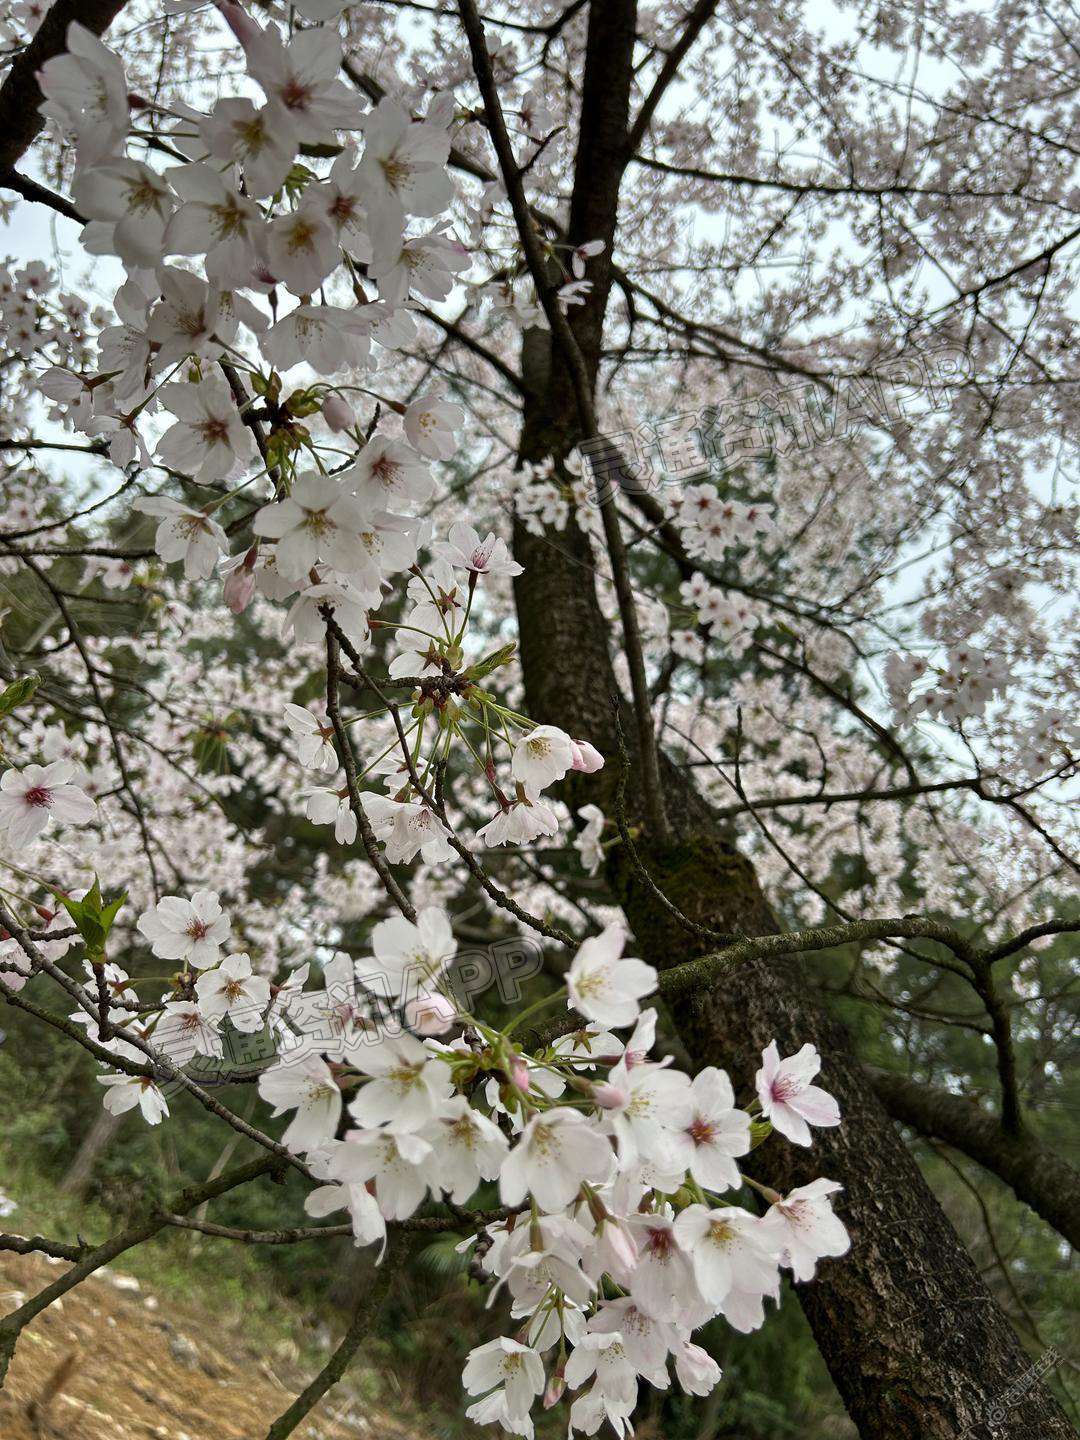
98,1073 -> 170,1127
348,1033 -> 453,1132
283,704 -> 337,772
134,495 -> 228,580
500,1108 -> 612,1212
403,391 -> 464,460
195,952 -> 271,1032
136,890 -> 230,969
759,1179 -> 852,1282
566,923 -> 657,1029
434,521 -> 523,578
0,760 -> 96,844
756,1041 -> 841,1146
155,375 -> 255,484
511,724 -> 575,791
257,1053 -> 342,1153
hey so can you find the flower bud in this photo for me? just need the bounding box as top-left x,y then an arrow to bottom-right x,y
223,564 -> 256,615
591,1081 -> 627,1110
508,1052 -> 531,1094
570,738 -> 604,773
214,0 -> 260,49
322,394 -> 355,432
543,1367 -> 566,1409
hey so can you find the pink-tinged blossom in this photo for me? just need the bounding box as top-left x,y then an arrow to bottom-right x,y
346,435 -> 433,507
361,794 -> 453,864
433,520 -> 523,578
756,1040 -> 841,1146
0,760 -> 96,845
321,393 -> 355,432
477,791 -> 559,848
243,23 -> 360,142
570,738 -> 604,773
674,1340 -> 722,1396
759,1178 -> 851,1282
284,579 -> 373,650
665,1066 -> 751,1191
624,1213 -> 699,1322
261,303 -> 373,373
265,208 -> 340,296
602,1058 -> 691,1168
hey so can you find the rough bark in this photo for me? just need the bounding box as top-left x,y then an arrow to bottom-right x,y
869,1065 -> 1080,1250
508,5 -> 1074,1437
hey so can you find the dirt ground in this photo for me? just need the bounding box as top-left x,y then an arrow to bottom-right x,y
0,1251 -> 419,1440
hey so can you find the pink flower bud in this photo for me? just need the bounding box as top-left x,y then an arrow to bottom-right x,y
214,0 -> 260,49
322,394 -> 355,432
570,738 -> 604,773
599,1218 -> 639,1275
223,549 -> 258,614
543,1368 -> 566,1409
508,1053 -> 531,1094
591,1081 -> 627,1110
405,991 -> 457,1036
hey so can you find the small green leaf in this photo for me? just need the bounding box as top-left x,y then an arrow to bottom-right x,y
0,674 -> 41,718
464,642 -> 517,681
57,881 -> 126,957
749,1119 -> 773,1149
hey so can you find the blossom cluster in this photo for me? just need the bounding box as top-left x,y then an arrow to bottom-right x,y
45,876 -> 847,1440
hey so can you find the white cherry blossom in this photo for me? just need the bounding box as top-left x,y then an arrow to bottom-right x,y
567,923 -> 657,1029
0,760 -> 96,845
